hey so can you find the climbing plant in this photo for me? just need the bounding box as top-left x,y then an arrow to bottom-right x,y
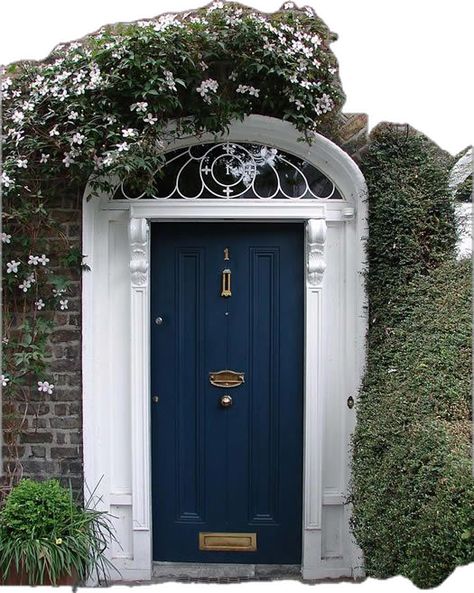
0,1 -> 344,490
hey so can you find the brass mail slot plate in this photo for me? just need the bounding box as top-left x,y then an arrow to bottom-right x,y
199,532 -> 257,552
209,370 -> 245,388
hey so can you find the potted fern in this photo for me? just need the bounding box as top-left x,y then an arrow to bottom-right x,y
0,479 -> 115,586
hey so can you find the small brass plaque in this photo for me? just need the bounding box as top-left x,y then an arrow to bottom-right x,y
209,370 -> 245,388
199,532 -> 257,552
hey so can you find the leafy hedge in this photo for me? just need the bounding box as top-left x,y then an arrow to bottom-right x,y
351,125 -> 473,588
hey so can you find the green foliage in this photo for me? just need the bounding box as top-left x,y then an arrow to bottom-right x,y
0,479 -> 115,585
362,126 -> 458,337
351,126 -> 473,588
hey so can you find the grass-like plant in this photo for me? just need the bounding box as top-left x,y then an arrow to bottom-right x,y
0,479 -> 116,586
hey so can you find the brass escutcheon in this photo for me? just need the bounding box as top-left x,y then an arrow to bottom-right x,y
209,370 -> 245,388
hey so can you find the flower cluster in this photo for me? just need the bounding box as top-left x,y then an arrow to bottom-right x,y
236,85 -> 260,98
196,78 -> 219,104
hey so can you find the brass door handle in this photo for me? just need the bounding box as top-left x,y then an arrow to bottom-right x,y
220,394 -> 233,408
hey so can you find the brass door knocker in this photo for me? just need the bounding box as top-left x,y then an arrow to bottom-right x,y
221,247 -> 232,297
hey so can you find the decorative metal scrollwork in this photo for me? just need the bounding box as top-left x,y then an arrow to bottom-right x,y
114,142 -> 343,201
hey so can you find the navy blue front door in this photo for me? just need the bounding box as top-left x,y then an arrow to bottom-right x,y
151,223 -> 304,564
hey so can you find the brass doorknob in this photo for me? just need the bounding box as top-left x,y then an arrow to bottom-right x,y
220,394 -> 233,408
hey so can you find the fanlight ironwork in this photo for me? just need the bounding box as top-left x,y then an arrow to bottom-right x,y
114,142 -> 343,200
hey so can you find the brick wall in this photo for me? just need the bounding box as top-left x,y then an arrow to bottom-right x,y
3,187 -> 84,495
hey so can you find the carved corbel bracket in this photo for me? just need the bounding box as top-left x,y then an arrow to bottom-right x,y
306,218 -> 327,288
129,217 -> 149,288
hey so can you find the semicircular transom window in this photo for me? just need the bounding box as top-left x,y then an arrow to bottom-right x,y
114,142 -> 344,200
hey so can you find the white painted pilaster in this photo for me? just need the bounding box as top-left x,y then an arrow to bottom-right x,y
302,217 -> 327,579
128,216 -> 152,577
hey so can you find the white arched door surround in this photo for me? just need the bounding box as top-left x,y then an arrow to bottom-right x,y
82,115 -> 368,582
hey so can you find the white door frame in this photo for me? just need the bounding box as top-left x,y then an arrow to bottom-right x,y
82,115 -> 368,581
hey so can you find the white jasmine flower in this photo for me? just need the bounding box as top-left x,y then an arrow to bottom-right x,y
1,77 -> 12,90
8,128 -> 24,143
19,278 -> 32,292
105,115 -> 117,125
1,172 -> 13,187
28,255 -> 40,265
315,93 -> 334,115
32,74 -> 45,88
163,70 -> 177,91
16,159 -> 28,169
130,102 -> 148,113
40,153 -> 50,164
116,142 -> 130,152
71,132 -> 85,144
38,254 -> 50,266
59,299 -> 69,310
87,64 -> 102,88
196,78 -> 219,104
236,85 -> 260,97
229,71 -> 238,82
35,299 -> 45,310
153,13 -> 180,32
62,153 -> 75,167
289,96 -> 305,111
1,232 -> 11,243
143,112 -> 157,125
1,374 -> 10,387
68,110 -> 79,120
52,288 -> 66,297
73,71 -> 86,84
199,61 -> 208,71
207,1 -> 224,11
311,35 -> 322,47
49,125 -> 60,137
22,100 -> 34,111
122,128 -> 137,138
11,110 -> 25,124
37,380 -> 54,394
6,260 -> 20,274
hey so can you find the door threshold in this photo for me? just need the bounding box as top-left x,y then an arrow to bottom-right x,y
152,562 -> 301,582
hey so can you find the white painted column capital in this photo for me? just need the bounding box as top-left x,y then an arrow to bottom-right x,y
130,217 -> 150,288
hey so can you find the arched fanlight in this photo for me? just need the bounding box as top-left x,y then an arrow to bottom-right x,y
114,142 -> 343,201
